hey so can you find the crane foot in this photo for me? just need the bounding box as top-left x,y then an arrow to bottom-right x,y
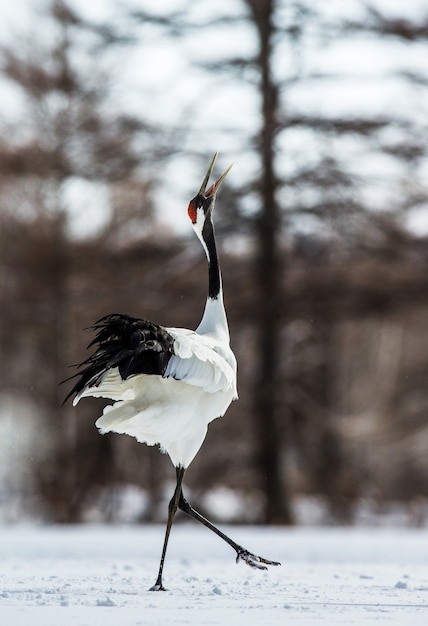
236,548 -> 281,570
149,582 -> 167,591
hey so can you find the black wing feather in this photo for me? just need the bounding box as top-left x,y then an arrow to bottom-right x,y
63,314 -> 175,403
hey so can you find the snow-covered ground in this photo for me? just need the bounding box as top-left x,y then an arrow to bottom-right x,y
0,524 -> 427,625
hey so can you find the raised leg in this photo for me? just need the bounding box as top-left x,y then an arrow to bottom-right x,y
149,465 -> 186,591
178,492 -> 280,569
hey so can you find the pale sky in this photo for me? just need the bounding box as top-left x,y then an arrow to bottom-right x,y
1,0 -> 428,235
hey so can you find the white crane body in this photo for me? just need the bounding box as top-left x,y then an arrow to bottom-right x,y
74,322 -> 237,468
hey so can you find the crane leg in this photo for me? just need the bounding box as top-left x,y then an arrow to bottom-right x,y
149,465 -> 186,591
178,492 -> 281,570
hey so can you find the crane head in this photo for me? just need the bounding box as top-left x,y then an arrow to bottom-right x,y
188,152 -> 233,226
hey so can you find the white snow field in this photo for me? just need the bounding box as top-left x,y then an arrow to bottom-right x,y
0,524 -> 427,625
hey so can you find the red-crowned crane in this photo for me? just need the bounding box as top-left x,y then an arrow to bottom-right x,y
65,153 -> 280,590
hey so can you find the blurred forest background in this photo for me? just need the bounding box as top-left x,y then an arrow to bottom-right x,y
1,0 -> 428,526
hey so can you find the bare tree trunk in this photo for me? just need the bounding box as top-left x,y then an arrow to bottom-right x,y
247,0 -> 293,524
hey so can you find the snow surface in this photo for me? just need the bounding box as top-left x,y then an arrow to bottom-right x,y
0,524 -> 427,625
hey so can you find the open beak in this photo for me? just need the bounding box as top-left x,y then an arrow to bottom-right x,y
198,152 -> 233,198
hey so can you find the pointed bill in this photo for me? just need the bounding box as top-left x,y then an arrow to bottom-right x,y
198,152 -> 234,198
205,162 -> 234,198
199,152 -> 218,195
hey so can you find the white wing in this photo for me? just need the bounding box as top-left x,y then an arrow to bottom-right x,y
165,327 -> 238,397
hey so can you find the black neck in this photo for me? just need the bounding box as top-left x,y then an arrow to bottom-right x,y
202,217 -> 221,299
